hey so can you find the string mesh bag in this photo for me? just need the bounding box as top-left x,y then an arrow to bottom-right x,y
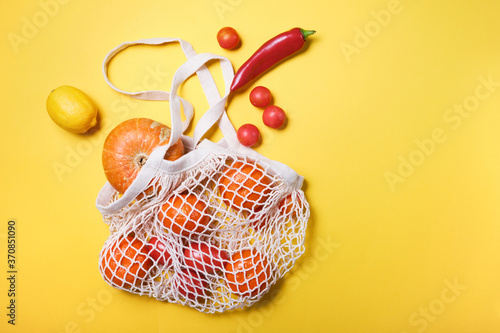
96,38 -> 310,313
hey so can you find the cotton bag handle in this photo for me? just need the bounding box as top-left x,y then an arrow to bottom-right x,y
102,38 -> 196,133
96,38 -> 237,215
167,52 -> 236,151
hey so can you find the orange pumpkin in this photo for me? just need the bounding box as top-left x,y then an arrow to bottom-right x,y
102,118 -> 184,194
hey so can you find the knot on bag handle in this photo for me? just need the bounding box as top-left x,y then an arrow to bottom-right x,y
96,38 -> 238,215
167,52 -> 237,151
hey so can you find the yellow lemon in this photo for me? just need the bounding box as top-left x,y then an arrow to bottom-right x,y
46,85 -> 98,133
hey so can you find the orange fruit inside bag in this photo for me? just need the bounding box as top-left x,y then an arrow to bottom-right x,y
218,161 -> 271,213
101,235 -> 152,289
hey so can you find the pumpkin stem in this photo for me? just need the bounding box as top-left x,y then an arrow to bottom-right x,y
134,153 -> 149,167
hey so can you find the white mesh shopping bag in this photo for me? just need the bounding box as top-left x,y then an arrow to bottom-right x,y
95,37 -> 310,313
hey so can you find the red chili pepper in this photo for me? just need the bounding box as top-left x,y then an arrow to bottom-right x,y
230,27 -> 315,92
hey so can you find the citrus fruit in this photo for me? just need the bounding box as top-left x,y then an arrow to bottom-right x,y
158,193 -> 211,237
101,235 -> 152,289
218,161 -> 271,213
225,249 -> 271,297
46,85 -> 98,133
279,194 -> 297,217
102,118 -> 184,194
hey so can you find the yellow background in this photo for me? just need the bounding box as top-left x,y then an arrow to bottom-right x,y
1,0 -> 500,332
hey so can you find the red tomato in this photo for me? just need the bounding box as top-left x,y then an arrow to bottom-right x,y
146,236 -> 172,267
262,105 -> 286,129
184,241 -> 228,275
217,27 -> 240,49
225,249 -> 271,297
249,86 -> 272,108
237,124 -> 260,147
176,270 -> 208,301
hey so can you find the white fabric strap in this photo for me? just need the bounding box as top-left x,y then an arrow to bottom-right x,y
97,38 -> 238,214
168,52 -> 236,150
102,38 -> 198,133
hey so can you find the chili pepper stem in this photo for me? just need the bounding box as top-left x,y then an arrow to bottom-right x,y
300,29 -> 316,40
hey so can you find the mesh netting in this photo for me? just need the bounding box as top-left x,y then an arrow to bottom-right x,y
98,153 -> 309,313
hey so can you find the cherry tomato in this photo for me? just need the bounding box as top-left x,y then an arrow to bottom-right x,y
237,124 -> 260,147
225,249 -> 270,297
217,27 -> 240,49
262,105 -> 286,129
176,270 -> 208,301
249,86 -> 272,108
184,241 -> 228,275
146,236 -> 172,267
